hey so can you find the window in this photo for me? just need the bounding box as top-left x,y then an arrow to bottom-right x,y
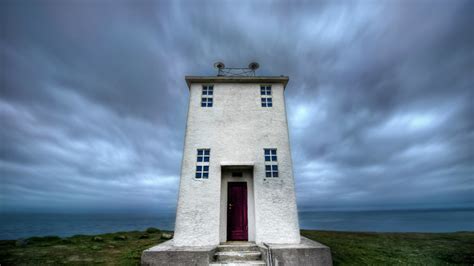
201,85 -> 213,107
261,97 -> 272,107
196,149 -> 210,179
202,85 -> 213,96
261,85 -> 271,96
201,97 -> 213,107
264,148 -> 278,178
265,165 -> 279,177
261,85 -> 272,107
264,148 -> 277,162
197,149 -> 210,162
196,165 -> 209,179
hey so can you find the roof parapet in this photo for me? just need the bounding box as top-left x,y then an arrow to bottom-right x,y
185,76 -> 289,90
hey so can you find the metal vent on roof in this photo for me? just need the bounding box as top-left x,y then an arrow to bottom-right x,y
214,62 -> 259,77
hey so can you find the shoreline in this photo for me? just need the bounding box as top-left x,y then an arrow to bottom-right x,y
1,228 -> 473,242
2,208 -> 474,240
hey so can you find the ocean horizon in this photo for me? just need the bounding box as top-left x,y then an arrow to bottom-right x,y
1,208 -> 473,240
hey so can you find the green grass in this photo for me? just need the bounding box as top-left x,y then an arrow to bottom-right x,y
302,230 -> 474,265
0,229 -> 168,265
1,229 -> 473,265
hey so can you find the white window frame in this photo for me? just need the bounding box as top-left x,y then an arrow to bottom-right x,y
264,148 -> 278,178
195,148 -> 211,179
201,85 -> 213,107
261,85 -> 272,107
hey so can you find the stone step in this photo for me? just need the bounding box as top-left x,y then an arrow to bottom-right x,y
218,242 -> 257,247
217,244 -> 260,252
214,251 -> 262,262
209,260 -> 266,266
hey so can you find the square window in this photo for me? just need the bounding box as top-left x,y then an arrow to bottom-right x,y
196,166 -> 202,171
265,165 -> 271,171
264,149 -> 277,160
204,156 -> 209,162
272,171 -> 279,177
204,150 -> 210,155
198,150 -> 203,155
272,165 -> 278,171
203,85 -> 213,93
197,156 -> 203,162
201,97 -> 213,107
203,173 -> 209,178
196,172 -> 202,178
261,86 -> 272,95
261,92 -> 272,107
266,172 -> 272,177
203,166 -> 209,171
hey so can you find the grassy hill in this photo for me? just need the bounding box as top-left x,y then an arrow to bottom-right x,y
1,229 -> 473,265
302,230 -> 474,265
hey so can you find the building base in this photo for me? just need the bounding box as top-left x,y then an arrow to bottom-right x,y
141,236 -> 332,266
141,240 -> 216,266
259,236 -> 332,266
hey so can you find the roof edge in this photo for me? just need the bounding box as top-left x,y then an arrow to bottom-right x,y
185,76 -> 289,90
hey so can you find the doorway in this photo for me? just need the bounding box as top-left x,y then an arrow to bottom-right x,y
227,182 -> 248,241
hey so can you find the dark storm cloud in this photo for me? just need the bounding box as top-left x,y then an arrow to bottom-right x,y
1,0 -> 473,213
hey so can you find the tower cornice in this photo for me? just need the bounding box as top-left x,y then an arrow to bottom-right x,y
185,76 -> 289,90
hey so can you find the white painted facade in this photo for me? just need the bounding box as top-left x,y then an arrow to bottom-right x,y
173,76 -> 300,247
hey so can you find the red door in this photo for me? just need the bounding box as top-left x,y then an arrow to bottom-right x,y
227,182 -> 248,241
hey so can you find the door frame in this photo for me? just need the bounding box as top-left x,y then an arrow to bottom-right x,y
219,167 -> 255,243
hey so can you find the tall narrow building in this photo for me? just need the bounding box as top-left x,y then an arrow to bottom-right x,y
174,68 -> 299,246
142,63 -> 332,266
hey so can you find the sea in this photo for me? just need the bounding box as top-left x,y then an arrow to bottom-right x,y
1,209 -> 473,240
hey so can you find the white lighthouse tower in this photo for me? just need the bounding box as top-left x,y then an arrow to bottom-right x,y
142,63 -> 332,266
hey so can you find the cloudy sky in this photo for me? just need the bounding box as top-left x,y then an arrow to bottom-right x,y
1,0 -> 473,214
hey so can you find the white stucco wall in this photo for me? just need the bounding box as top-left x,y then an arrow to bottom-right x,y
173,80 -> 300,246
